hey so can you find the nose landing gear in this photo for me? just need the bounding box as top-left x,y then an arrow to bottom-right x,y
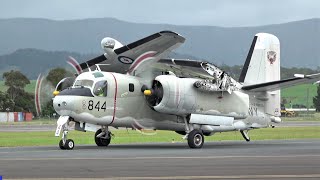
59,125 -> 75,150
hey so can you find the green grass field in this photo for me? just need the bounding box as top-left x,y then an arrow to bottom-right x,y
0,127 -> 319,147
0,80 -> 36,94
281,84 -> 317,108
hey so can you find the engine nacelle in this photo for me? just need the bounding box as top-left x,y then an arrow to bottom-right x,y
150,75 -> 197,115
100,37 -> 123,56
145,75 -> 249,118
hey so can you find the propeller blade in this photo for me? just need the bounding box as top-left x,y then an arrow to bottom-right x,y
67,56 -> 82,74
35,74 -> 44,116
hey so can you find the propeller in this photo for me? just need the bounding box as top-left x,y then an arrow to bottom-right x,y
142,80 -> 163,106
34,55 -> 95,117
34,72 -> 71,117
35,36 -> 125,117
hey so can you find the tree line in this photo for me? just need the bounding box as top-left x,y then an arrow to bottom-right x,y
0,68 -> 70,117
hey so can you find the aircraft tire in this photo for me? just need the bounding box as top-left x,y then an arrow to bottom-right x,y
101,137 -> 111,146
95,129 -> 111,147
187,130 -> 204,149
64,139 -> 75,150
59,139 -> 66,150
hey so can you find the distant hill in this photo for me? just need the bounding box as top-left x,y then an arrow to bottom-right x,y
0,18 -> 319,68
1,48 -> 318,80
0,49 -> 94,79
0,48 -> 199,80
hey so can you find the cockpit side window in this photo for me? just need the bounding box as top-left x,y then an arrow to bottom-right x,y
93,80 -> 108,97
74,80 -> 94,88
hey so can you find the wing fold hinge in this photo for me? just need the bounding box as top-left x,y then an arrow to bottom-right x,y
194,62 -> 240,93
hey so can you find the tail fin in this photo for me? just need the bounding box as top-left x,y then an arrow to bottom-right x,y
239,33 -> 280,85
240,33 -> 281,117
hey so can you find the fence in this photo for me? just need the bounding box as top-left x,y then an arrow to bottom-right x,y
0,112 -> 33,122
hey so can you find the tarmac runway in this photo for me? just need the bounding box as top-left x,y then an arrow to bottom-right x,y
0,120 -> 319,132
0,139 -> 319,180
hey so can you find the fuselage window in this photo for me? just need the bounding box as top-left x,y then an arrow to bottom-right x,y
93,80 -> 108,97
74,80 -> 94,88
129,83 -> 134,92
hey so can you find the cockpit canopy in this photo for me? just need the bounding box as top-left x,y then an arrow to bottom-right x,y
73,79 -> 108,97
74,80 -> 94,88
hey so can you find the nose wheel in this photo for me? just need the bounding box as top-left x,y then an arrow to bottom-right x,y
59,139 -> 74,150
58,124 -> 75,150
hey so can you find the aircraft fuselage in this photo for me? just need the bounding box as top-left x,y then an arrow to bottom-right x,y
53,71 -> 271,132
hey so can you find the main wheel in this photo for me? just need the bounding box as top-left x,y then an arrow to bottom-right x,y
187,130 -> 204,149
59,139 -> 66,150
64,139 -> 74,150
95,129 -> 111,147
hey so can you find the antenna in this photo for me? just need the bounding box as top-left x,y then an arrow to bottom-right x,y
95,64 -> 102,71
86,63 -> 91,72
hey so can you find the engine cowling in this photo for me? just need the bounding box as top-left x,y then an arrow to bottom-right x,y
146,75 -> 197,115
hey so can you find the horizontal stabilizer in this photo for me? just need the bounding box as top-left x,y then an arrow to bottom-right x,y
242,73 -> 320,92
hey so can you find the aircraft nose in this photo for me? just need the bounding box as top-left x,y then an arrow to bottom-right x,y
53,96 -> 76,116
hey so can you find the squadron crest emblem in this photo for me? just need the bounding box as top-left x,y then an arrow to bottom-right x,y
267,51 -> 277,64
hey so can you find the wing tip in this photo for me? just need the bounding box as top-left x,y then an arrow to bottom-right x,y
159,30 -> 185,42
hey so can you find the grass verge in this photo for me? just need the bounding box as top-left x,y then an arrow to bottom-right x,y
282,113 -> 320,121
0,127 -> 319,147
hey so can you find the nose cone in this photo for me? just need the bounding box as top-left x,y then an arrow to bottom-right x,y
53,95 -> 76,116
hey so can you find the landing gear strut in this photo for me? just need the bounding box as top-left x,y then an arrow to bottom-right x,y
95,127 -> 112,147
240,130 -> 250,142
59,123 -> 74,150
182,116 -> 205,149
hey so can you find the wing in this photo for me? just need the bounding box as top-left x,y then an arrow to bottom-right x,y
78,31 -> 185,74
155,58 -> 214,79
242,73 -> 320,92
154,58 -> 241,93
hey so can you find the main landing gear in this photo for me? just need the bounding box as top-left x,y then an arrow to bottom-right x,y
187,129 -> 204,148
59,124 -> 74,150
94,127 -> 112,147
183,117 -> 205,149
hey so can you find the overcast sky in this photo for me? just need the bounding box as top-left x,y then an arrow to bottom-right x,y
0,0 -> 319,27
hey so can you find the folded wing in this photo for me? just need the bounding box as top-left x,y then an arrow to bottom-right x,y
79,31 -> 185,75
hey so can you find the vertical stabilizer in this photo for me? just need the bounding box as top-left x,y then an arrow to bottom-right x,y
240,33 -> 281,116
239,33 -> 280,85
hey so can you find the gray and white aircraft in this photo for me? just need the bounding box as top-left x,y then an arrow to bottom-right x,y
53,31 -> 320,150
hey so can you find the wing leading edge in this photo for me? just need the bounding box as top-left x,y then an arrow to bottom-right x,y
241,73 -> 320,92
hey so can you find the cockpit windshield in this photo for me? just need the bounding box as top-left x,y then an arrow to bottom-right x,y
93,80 -> 108,97
74,80 -> 94,88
